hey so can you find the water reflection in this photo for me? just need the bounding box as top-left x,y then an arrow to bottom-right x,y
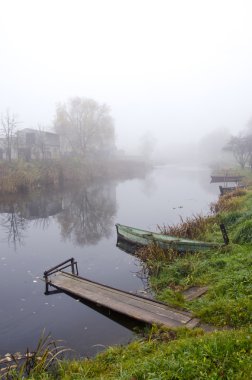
116,237 -> 140,255
0,205 -> 27,249
56,182 -> 117,246
0,180 -> 117,249
0,190 -> 62,248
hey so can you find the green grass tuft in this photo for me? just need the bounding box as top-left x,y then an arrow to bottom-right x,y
233,220 -> 252,243
31,328 -> 252,379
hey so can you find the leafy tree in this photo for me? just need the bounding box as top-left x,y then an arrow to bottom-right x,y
54,97 -> 115,157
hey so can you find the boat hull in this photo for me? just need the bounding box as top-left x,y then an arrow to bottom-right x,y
116,224 -> 221,253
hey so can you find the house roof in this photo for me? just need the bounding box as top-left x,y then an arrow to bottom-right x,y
17,128 -> 58,136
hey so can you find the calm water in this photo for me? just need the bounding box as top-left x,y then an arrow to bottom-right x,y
0,165 -> 220,357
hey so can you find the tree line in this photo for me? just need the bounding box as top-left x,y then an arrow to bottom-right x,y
0,97 -> 115,161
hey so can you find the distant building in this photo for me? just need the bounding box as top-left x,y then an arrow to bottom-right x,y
0,137 -> 18,160
0,127 -> 117,161
16,129 -> 60,160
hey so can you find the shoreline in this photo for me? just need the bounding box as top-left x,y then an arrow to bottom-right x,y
1,168 -> 252,378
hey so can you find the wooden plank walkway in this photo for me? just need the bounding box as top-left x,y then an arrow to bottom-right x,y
47,271 -> 200,329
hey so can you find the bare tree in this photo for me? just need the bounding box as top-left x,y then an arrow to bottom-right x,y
224,135 -> 250,169
54,97 -> 115,157
1,109 -> 19,161
244,135 -> 252,171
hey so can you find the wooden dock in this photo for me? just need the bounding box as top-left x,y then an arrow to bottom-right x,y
46,270 -> 200,329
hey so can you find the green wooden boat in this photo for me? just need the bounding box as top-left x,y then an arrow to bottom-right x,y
116,224 -> 223,253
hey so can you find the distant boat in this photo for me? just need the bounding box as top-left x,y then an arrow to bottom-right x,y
116,224 -> 224,253
219,185 -> 246,196
211,175 -> 244,183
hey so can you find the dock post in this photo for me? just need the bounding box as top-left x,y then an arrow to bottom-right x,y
220,224 -> 229,245
70,258 -> 75,275
44,272 -> 49,294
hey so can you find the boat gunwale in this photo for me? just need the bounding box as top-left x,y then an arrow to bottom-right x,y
116,223 -> 222,248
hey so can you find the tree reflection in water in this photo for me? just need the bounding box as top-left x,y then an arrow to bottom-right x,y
0,190 -> 63,249
0,204 -> 27,249
56,181 -> 117,246
0,180 -> 117,249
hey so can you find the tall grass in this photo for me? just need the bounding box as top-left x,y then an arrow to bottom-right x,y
233,219 -> 252,243
0,158 -> 152,194
210,189 -> 246,213
1,330 -> 69,379
54,328 -> 252,380
158,214 -> 214,240
136,243 -> 179,277
0,161 -> 62,193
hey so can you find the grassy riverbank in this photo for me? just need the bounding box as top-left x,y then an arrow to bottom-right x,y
4,170 -> 252,379
138,190 -> 252,329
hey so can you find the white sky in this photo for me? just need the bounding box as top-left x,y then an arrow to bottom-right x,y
1,0 -> 252,151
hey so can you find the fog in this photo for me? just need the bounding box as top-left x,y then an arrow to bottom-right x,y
1,0 -> 252,158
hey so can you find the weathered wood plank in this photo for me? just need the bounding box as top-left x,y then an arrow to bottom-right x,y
182,286 -> 208,301
48,272 -> 199,329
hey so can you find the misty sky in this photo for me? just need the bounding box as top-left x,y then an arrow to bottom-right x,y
1,0 -> 252,151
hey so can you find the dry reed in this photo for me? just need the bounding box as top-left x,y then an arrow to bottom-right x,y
158,214 -> 213,240
0,330 -> 70,379
210,189 -> 246,214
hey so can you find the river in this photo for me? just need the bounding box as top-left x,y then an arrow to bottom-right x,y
0,165 -> 220,357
